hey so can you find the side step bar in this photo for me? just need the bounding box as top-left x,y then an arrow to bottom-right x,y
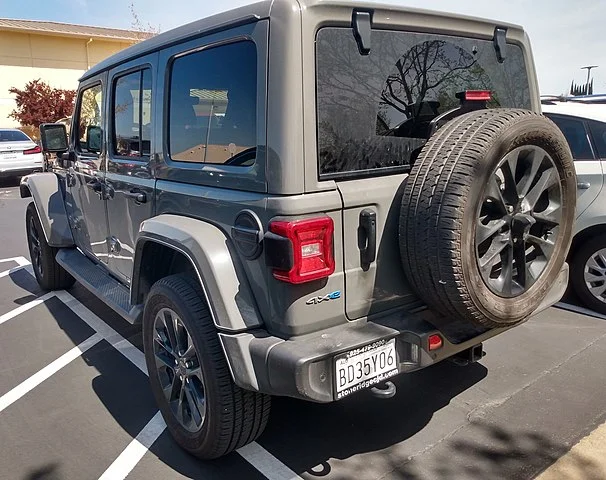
55,249 -> 142,324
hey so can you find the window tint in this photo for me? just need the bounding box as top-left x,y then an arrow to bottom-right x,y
169,41 -> 257,166
588,120 -> 606,158
0,130 -> 30,142
316,28 -> 531,178
77,84 -> 103,154
113,69 -> 152,157
547,115 -> 594,160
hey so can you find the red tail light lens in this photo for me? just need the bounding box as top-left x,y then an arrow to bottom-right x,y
428,334 -> 443,351
23,145 -> 42,155
269,217 -> 335,284
465,90 -> 492,101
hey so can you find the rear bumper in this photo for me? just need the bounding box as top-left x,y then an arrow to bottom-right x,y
0,166 -> 43,177
219,263 -> 569,403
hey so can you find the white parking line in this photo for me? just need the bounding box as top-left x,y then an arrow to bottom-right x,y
98,411 -> 166,480
0,333 -> 102,413
0,256 -> 30,266
238,442 -> 303,480
54,290 -> 148,375
0,256 -> 31,279
15,269 -> 301,479
0,292 -> 54,326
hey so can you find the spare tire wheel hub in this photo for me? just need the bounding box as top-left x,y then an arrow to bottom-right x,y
476,145 -> 562,298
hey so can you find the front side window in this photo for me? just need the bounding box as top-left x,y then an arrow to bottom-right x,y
547,115 -> 594,160
316,28 -> 531,178
169,41 -> 257,166
589,120 -> 606,159
113,69 -> 152,157
77,84 -> 103,154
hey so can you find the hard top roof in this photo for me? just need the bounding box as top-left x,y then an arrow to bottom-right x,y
82,0 -> 524,81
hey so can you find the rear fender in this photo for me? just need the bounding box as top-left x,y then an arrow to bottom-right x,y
20,173 -> 74,247
134,214 -> 263,332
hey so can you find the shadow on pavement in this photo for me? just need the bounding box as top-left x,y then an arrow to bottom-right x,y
260,360 -> 488,476
391,420 -> 603,480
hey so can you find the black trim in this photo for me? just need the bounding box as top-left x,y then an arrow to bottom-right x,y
264,231 -> 293,271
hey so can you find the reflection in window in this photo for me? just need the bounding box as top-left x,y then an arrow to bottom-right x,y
113,69 -> 152,157
77,84 -> 103,154
316,28 -> 531,177
169,41 -> 257,166
589,120 -> 606,159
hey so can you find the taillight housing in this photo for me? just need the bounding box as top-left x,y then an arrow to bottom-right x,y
23,145 -> 42,155
269,217 -> 335,284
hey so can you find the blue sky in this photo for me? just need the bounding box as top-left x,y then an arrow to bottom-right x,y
1,0 -> 604,95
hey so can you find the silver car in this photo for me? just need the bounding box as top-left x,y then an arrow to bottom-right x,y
0,129 -> 44,180
542,99 -> 606,313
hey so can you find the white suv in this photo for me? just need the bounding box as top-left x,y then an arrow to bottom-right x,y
542,99 -> 606,313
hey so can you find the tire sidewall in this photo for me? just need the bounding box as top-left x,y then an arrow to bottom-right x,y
461,116 -> 576,324
142,281 -> 220,454
26,203 -> 51,288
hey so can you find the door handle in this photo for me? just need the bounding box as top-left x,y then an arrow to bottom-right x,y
124,190 -> 147,203
358,209 -> 377,270
577,182 -> 591,190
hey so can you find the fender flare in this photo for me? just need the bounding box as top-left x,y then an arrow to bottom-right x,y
20,173 -> 74,247
133,214 -> 263,332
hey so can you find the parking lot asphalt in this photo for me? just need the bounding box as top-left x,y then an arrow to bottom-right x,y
1,177 -> 606,480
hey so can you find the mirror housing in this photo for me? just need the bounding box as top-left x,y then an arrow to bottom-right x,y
39,123 -> 68,153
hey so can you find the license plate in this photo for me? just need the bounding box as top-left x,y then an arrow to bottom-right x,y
335,339 -> 398,399
1,154 -> 17,160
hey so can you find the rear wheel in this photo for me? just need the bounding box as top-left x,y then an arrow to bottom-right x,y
143,274 -> 271,459
25,202 -> 75,290
570,236 -> 606,315
400,109 -> 576,327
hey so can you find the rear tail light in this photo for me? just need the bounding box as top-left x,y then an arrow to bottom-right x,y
269,217 -> 335,284
23,145 -> 42,155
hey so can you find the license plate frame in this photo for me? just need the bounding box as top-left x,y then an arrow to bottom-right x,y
334,338 -> 398,399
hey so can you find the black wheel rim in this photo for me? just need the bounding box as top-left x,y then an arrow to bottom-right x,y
475,145 -> 563,298
153,307 -> 206,432
28,215 -> 43,278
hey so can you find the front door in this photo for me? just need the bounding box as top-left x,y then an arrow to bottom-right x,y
105,65 -> 155,283
69,80 -> 109,261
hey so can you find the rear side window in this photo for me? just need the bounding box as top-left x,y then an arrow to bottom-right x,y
316,28 -> 531,179
547,115 -> 594,160
0,130 -> 30,142
76,84 -> 103,154
588,120 -> 606,158
112,69 -> 152,157
168,41 -> 257,166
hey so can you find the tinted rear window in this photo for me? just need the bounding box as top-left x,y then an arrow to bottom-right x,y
316,28 -> 531,179
546,114 -> 594,160
0,130 -> 30,142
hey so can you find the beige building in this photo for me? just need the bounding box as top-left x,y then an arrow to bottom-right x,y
0,19 -> 148,127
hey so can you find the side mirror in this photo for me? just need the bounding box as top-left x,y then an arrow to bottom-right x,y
39,123 -> 68,153
86,125 -> 102,153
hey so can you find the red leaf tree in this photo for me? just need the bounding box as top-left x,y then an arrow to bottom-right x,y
9,79 -> 76,128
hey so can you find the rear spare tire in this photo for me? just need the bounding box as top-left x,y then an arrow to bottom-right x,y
400,109 -> 576,328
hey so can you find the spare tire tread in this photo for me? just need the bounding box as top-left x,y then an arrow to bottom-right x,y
400,109 -> 575,327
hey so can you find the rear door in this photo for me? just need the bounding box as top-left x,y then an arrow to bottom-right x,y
105,57 -> 156,283
546,113 -> 603,218
314,27 -> 533,319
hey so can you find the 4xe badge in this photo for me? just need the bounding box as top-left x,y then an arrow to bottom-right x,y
306,290 -> 341,305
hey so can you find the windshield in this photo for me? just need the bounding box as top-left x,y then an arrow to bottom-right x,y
316,28 -> 531,178
0,130 -> 30,142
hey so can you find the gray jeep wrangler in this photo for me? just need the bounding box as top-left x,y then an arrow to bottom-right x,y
23,0 -> 576,459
